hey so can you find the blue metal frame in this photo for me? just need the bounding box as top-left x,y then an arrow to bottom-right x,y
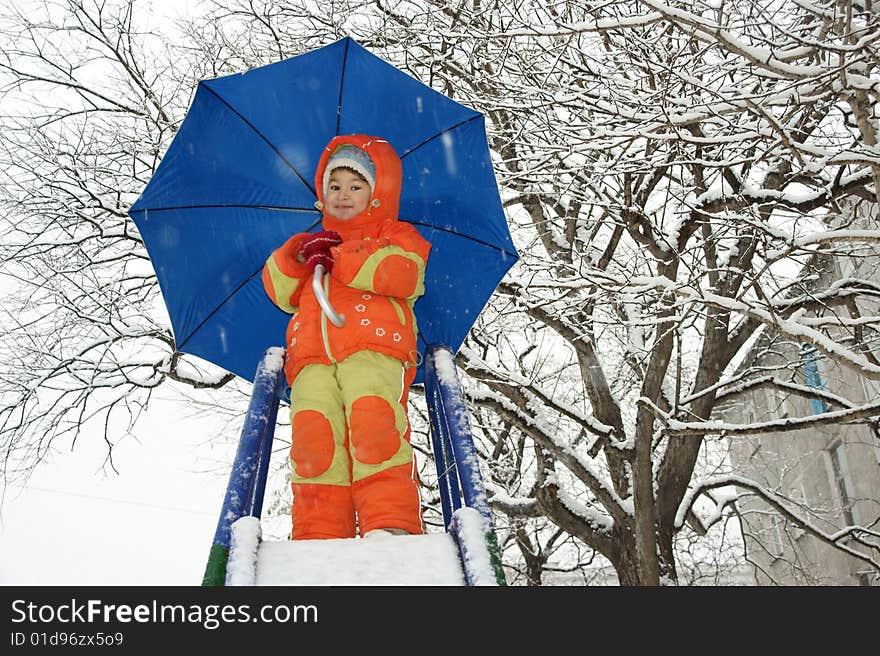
202,347 -> 284,585
424,345 -> 488,526
424,355 -> 460,528
424,345 -> 506,585
216,347 -> 284,537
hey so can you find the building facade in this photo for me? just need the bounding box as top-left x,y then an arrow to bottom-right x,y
724,253 -> 880,585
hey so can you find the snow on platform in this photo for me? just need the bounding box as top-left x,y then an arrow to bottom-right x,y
255,533 -> 466,586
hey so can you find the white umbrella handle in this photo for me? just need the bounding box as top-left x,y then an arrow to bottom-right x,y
312,263 -> 345,327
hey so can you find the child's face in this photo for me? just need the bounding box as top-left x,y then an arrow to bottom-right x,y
325,168 -> 372,221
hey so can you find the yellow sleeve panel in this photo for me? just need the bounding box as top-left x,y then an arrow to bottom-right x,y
347,247 -> 426,300
262,233 -> 310,314
331,221 -> 430,300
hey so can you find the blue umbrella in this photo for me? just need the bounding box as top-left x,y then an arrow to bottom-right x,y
129,37 -> 518,385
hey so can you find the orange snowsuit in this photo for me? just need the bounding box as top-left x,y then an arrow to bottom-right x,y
262,135 -> 431,539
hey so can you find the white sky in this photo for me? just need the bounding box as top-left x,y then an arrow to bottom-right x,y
0,0 -> 238,588
0,391 -> 234,585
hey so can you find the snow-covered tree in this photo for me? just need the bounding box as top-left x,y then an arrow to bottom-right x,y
0,0 -> 257,483
2,0 -> 879,585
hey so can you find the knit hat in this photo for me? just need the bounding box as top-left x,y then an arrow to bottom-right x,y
322,144 -> 376,196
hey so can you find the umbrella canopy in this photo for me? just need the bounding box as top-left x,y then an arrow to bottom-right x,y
129,37 -> 518,385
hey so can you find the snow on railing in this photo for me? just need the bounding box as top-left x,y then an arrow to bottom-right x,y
226,516 -> 262,586
425,345 -> 507,586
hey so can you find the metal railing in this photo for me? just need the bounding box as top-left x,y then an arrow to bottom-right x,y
201,343 -> 505,586
424,345 -> 507,585
201,347 -> 284,586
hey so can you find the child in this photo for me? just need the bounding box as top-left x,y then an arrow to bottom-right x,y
261,135 -> 431,540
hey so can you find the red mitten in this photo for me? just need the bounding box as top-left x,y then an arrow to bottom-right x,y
299,230 -> 342,273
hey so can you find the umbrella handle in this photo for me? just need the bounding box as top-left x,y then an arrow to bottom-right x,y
312,263 -> 345,327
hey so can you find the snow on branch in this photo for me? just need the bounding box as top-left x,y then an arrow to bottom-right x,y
701,374 -> 854,410
678,474 -> 880,571
466,386 -> 631,523
769,278 -> 880,310
640,396 -> 880,438
164,351 -> 235,389
484,482 -> 541,518
442,11 -> 665,38
639,0 -> 878,87
460,345 -> 615,440
696,170 -> 875,215
766,231 -> 880,261
588,272 -> 880,380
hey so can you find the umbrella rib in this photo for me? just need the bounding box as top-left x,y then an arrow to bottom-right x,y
175,266 -> 265,353
201,83 -> 317,196
130,204 -> 319,214
404,219 -> 519,259
397,114 -> 483,160
335,38 -> 351,135
174,215 -> 324,352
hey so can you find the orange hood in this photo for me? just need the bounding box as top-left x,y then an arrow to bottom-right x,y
315,134 -> 403,234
